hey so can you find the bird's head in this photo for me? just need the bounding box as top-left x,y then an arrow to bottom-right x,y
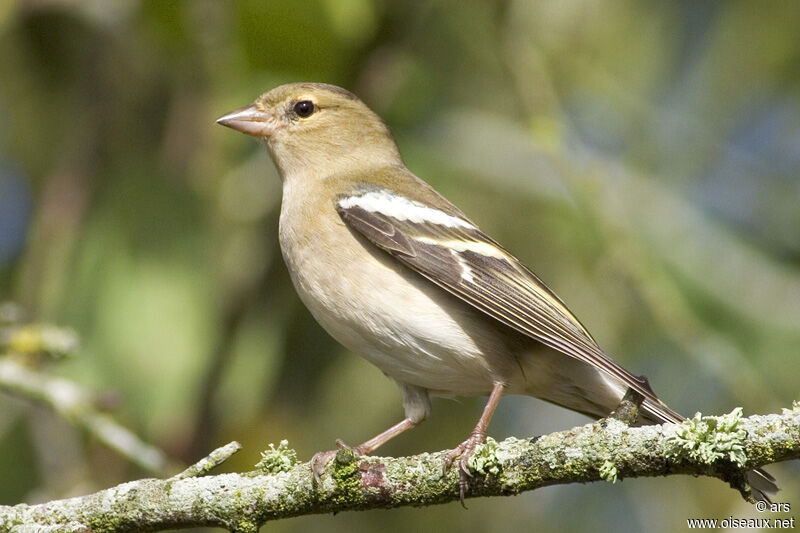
217,83 -> 401,179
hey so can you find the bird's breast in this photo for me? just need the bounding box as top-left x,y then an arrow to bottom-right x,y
277,190 -> 521,395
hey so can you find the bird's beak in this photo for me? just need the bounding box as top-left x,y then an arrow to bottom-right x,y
216,104 -> 274,137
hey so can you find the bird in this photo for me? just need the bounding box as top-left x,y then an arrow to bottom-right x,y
216,82 -> 777,502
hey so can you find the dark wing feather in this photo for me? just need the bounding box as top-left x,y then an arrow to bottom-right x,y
336,188 -> 681,423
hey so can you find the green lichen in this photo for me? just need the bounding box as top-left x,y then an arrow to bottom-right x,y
467,438 -> 501,476
333,450 -> 359,480
256,440 -> 298,474
385,453 -> 439,485
329,449 -> 362,503
379,452 -> 453,507
781,400 -> 800,415
599,460 -> 617,483
0,515 -> 24,531
86,510 -> 124,532
667,408 -> 748,467
231,518 -> 260,533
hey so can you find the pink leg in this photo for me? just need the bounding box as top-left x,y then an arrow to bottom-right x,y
444,382 -> 505,502
352,417 -> 418,455
311,417 -> 418,481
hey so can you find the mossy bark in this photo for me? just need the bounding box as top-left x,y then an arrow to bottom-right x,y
1,406 -> 798,532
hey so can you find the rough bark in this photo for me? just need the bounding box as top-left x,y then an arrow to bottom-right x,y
2,404 -> 798,532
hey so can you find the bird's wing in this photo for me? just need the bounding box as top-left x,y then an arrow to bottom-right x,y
336,185 -> 677,418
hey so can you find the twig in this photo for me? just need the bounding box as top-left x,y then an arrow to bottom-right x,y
1,405 -> 797,532
0,358 -> 170,474
173,441 -> 242,480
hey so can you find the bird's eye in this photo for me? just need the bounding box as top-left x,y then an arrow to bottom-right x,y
293,100 -> 315,118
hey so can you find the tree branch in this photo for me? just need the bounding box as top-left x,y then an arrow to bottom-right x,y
2,405 -> 798,532
0,314 -> 173,475
0,358 -> 171,475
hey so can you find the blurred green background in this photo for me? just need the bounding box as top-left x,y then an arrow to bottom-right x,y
1,1 -> 799,531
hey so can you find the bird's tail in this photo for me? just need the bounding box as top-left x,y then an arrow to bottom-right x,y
747,469 -> 779,504
520,349 -> 779,502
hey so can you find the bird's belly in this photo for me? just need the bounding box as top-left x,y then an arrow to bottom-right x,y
279,223 -> 514,395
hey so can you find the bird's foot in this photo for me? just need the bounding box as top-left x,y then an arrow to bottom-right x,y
443,430 -> 487,505
311,439 -> 362,483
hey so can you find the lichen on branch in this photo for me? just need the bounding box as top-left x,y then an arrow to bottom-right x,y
1,405 -> 797,532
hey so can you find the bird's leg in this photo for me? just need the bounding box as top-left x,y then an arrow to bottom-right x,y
351,417 -> 418,455
311,417 -> 418,482
443,381 -> 505,502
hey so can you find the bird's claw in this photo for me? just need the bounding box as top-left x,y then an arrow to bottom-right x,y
310,449 -> 337,483
311,440 -> 362,483
442,431 -> 487,505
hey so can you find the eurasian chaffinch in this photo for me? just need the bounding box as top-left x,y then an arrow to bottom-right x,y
217,82 -> 776,502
